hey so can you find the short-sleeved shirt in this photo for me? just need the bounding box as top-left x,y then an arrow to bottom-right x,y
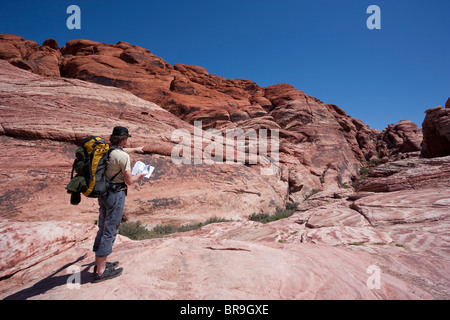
106,148 -> 131,183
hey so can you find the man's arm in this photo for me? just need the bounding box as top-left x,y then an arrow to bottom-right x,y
123,146 -> 144,154
123,171 -> 146,186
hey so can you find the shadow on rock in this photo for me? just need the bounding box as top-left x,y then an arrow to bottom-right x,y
3,254 -> 92,300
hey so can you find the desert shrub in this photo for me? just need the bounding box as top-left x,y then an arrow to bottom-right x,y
119,216 -> 230,240
249,202 -> 299,224
118,221 -> 153,240
360,166 -> 369,176
303,189 -> 318,200
152,224 -> 178,236
285,202 -> 298,211
248,212 -> 270,223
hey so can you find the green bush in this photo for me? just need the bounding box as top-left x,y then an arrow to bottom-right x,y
303,189 -> 318,200
152,224 -> 177,236
285,202 -> 298,211
248,212 -> 270,223
118,221 -> 153,240
119,216 -> 230,240
360,167 -> 369,176
249,202 -> 299,224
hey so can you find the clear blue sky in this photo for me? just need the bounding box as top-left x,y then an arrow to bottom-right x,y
1,0 -> 449,130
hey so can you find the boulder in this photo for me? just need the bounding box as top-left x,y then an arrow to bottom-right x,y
0,34 -> 39,60
379,120 -> 423,155
422,105 -> 450,158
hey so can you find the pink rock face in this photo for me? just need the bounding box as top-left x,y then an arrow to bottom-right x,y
0,221 -> 435,300
352,188 -> 450,227
0,220 -> 97,279
355,156 -> 450,192
0,60 -> 287,225
0,46 -> 371,222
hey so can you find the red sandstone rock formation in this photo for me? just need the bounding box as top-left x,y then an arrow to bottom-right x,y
326,103 -> 379,162
0,60 -> 285,226
0,34 -> 61,77
0,33 -> 385,203
422,104 -> 450,158
355,156 -> 450,193
378,120 -> 423,157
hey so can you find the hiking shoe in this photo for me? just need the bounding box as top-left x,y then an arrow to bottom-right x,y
93,267 -> 123,283
93,261 -> 120,274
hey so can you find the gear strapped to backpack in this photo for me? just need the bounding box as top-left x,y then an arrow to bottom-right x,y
66,136 -> 121,205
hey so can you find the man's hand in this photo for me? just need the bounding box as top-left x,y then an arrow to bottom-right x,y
134,146 -> 145,154
137,173 -> 146,180
124,171 -> 147,186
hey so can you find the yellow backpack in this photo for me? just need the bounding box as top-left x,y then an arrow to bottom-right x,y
66,137 -> 119,204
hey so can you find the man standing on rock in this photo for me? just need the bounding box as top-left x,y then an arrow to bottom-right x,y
93,126 -> 146,282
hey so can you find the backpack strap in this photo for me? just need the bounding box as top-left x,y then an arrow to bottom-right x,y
109,170 -> 122,183
70,159 -> 76,179
107,145 -> 123,184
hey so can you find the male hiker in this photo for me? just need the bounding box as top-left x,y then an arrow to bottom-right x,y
93,126 -> 146,282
